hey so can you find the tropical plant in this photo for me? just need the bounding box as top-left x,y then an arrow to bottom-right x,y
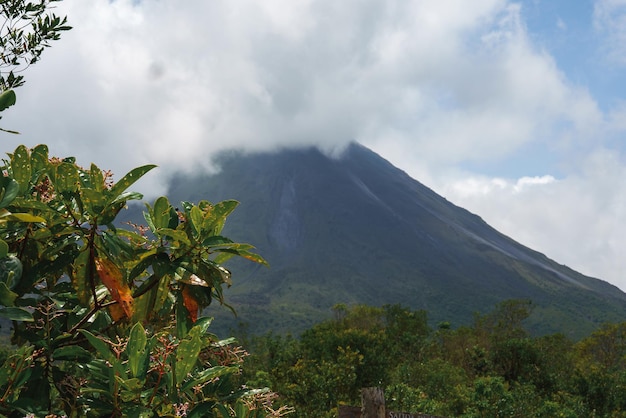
0,144 -> 283,417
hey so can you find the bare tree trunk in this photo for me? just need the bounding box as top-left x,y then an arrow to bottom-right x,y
361,387 -> 385,418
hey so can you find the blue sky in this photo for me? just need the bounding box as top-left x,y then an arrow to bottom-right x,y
4,0 -> 626,290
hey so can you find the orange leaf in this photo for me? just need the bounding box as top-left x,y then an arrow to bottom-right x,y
108,303 -> 126,322
95,257 -> 134,318
182,286 -> 199,323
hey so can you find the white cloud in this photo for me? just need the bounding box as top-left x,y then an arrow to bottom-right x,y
7,1 -> 599,176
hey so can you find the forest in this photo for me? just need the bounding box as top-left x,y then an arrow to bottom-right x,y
237,300 -> 626,417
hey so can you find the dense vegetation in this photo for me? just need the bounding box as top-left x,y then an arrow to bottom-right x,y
0,142 -> 295,416
240,300 -> 626,417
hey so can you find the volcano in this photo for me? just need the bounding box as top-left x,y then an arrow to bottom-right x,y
132,143 -> 626,338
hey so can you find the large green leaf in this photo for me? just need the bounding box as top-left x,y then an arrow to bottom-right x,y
202,200 -> 239,235
150,196 -> 175,230
29,144 -> 49,181
212,247 -> 268,266
79,330 -> 115,362
188,402 -> 218,418
81,187 -> 107,215
201,235 -> 234,247
0,89 -> 16,111
156,228 -> 190,246
89,163 -> 105,192
3,213 -> 46,223
180,365 -> 240,393
55,162 -> 80,193
106,164 -> 156,205
52,345 -> 92,362
0,254 -> 21,289
10,145 -> 31,195
71,248 -> 92,307
0,176 -> 19,208
189,206 -> 204,238
127,322 -> 148,379
175,322 -> 213,385
0,282 -> 17,306
0,240 -> 7,258
0,307 -> 33,321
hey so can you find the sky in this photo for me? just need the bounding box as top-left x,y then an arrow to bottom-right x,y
3,0 -> 626,290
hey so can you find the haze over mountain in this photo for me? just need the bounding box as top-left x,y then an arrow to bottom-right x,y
140,143 -> 626,339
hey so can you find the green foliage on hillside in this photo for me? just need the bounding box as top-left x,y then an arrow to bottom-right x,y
242,301 -> 626,417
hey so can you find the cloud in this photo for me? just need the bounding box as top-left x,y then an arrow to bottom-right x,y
4,1 -> 599,184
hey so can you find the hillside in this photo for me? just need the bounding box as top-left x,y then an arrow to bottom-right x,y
123,143 -> 626,338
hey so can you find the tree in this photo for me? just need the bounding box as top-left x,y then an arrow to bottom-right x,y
0,0 -> 71,91
0,144 -> 290,416
0,0 -> 71,132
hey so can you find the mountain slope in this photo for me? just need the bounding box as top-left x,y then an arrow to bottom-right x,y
150,143 -> 626,338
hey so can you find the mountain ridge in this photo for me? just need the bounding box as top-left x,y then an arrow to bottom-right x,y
126,142 -> 626,338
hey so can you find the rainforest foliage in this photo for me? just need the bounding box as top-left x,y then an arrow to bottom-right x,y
0,143 -> 293,417
241,300 -> 626,418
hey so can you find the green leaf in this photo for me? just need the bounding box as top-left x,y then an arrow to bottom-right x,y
151,196 -> 174,230
81,187 -> 107,214
235,400 -> 248,418
212,247 -> 268,266
175,289 -> 195,338
127,322 -> 148,378
0,240 -> 7,258
108,190 -> 144,206
128,251 -> 158,282
55,162 -> 80,193
29,144 -> 49,180
189,206 -> 203,237
71,248 -> 91,306
0,89 -> 16,111
89,163 -> 105,192
201,235 -> 234,247
106,164 -> 156,205
10,145 -> 31,195
181,365 -> 240,393
0,282 -> 17,306
52,345 -> 92,362
0,176 -> 19,208
156,228 -> 191,246
188,402 -> 218,418
115,375 -> 144,392
99,200 -> 125,225
79,330 -> 115,362
193,316 -> 213,335
3,212 -> 45,223
0,307 -> 33,321
203,200 -> 239,235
